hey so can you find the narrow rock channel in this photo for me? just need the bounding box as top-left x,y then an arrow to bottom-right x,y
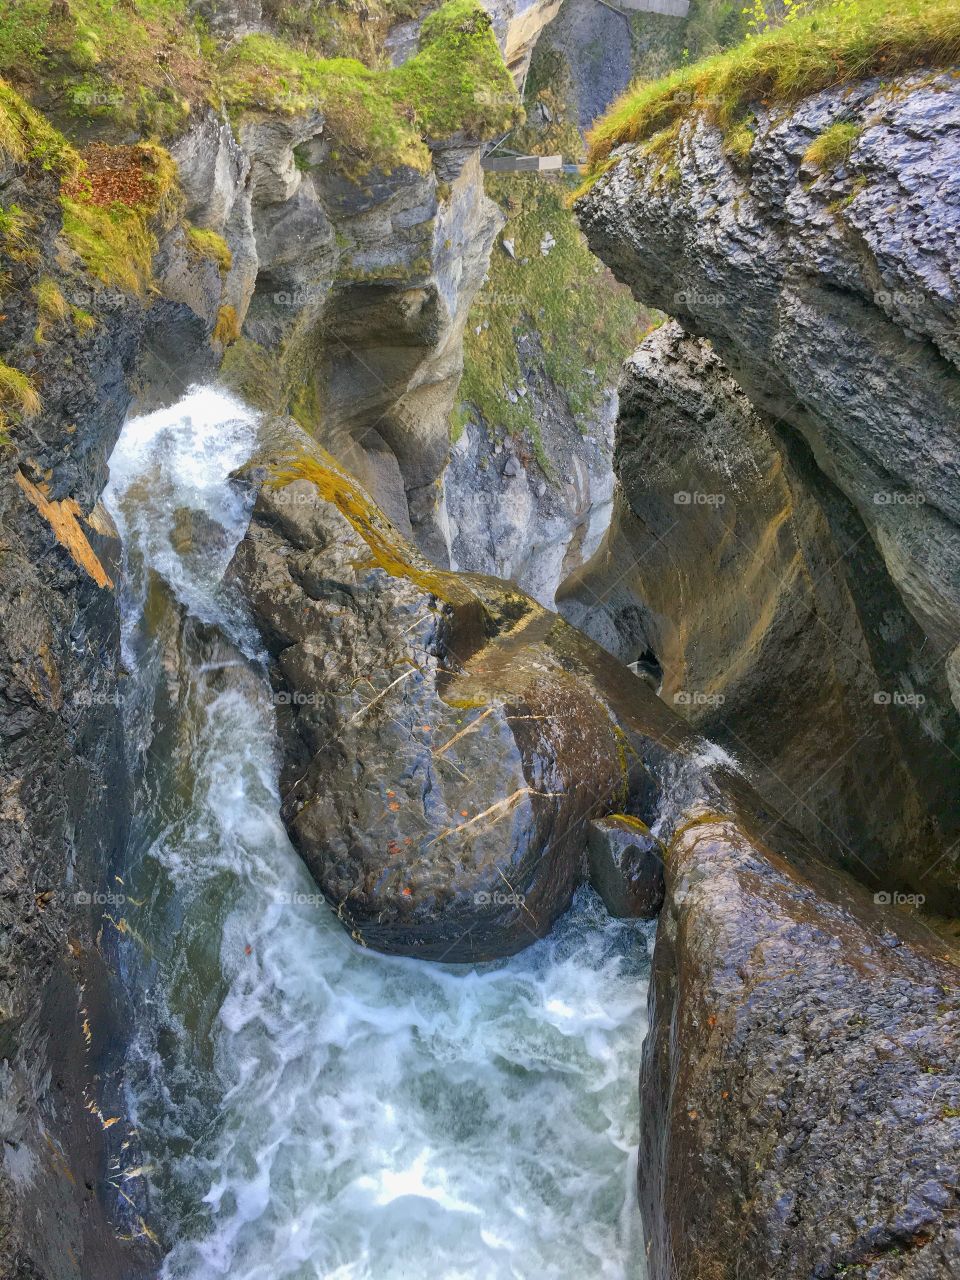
104,387 -> 651,1279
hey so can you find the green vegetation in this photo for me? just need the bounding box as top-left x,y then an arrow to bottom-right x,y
59,142 -> 181,293
60,196 -> 157,292
213,304 -> 241,346
33,276 -> 69,341
0,0 -> 207,137
185,225 -> 232,274
0,358 -> 41,428
457,167 -> 644,470
0,76 -> 80,173
263,0 -> 421,65
222,0 -> 520,176
803,118 -> 862,167
582,0 -> 960,176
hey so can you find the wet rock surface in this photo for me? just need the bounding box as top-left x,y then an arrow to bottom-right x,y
574,73 -> 960,911
0,157 -> 182,1277
444,374 -> 616,606
228,433 -> 639,960
643,809 -> 960,1280
181,105 -> 505,558
586,815 -> 664,918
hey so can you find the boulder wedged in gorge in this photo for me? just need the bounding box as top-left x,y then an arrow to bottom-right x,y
643,809 -> 960,1280
227,422 -> 782,959
228,427 -> 656,960
558,321 -> 960,913
573,71 -> 960,912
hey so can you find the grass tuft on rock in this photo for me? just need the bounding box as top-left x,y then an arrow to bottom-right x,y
0,76 -> 81,174
803,119 -> 862,167
185,225 -> 233,274
213,304 -> 241,345
0,358 -> 41,421
59,142 -> 181,293
581,0 -> 960,179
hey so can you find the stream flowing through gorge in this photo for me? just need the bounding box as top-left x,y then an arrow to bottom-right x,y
103,387 -> 652,1280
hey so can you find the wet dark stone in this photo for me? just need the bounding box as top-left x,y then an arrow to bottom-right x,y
586,816 -> 664,918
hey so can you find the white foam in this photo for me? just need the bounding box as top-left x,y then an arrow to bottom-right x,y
107,388 -> 651,1280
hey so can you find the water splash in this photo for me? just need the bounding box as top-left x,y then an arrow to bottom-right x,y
105,388 -> 650,1280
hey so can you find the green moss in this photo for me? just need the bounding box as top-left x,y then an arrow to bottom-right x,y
0,2 -> 208,139
450,402 -> 471,444
185,224 -> 232,274
0,201 -> 35,265
724,115 -> 756,162
218,338 -> 287,413
60,196 -> 157,293
213,304 -> 241,345
71,305 -> 97,333
583,0 -> 960,177
59,142 -> 180,294
803,119 -> 862,168
222,0 -> 520,176
32,276 -> 69,342
0,77 -> 81,174
457,170 -> 644,470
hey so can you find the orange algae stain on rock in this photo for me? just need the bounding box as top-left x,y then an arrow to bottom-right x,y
16,471 -> 114,589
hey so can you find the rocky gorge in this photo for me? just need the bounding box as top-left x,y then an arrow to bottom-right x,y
0,0 -> 958,1278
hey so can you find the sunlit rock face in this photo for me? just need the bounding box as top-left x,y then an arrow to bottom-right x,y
173,109 -> 504,559
642,809 -> 960,1280
573,72 -> 960,911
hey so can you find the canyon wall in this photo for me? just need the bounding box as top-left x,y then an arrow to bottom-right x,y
570,70 -> 960,913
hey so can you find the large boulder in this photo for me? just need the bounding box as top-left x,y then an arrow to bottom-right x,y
228,432 -> 643,960
642,809 -> 960,1279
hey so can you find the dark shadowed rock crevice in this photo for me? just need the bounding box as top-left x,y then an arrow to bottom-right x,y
558,321 -> 960,913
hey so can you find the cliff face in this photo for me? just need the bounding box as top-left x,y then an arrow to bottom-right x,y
180,111 -> 504,557
0,137 -> 219,1280
571,71 -> 960,912
643,809 -> 960,1280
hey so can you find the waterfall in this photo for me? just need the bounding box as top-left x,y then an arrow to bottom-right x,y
104,387 -> 651,1280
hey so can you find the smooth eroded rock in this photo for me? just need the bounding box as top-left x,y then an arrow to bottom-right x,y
642,809 -> 960,1279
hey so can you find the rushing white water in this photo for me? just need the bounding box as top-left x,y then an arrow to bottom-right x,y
105,387 -> 651,1280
